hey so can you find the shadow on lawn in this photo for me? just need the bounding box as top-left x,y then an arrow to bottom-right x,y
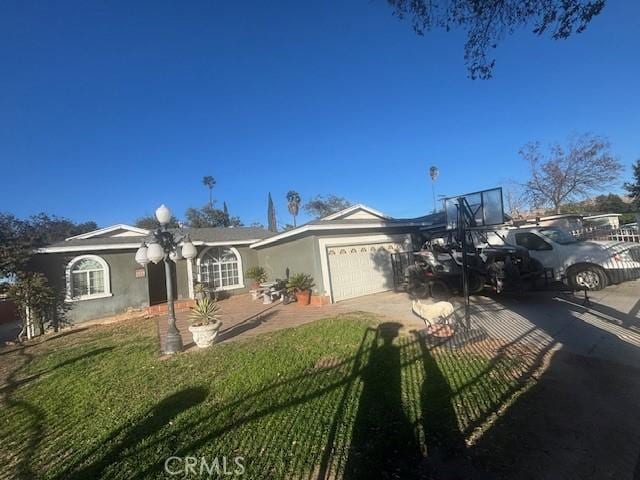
0,327 -> 91,357
0,347 -> 113,394
63,387 -> 208,480
0,345 -> 43,480
1,344 -> 114,480
342,323 -> 423,478
56,318 -> 556,480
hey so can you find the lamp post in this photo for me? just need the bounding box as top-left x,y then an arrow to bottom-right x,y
135,204 -> 197,354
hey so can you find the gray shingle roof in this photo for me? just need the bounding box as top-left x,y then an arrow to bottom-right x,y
183,227 -> 275,242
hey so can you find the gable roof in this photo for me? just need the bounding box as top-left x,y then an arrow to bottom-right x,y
38,226 -> 275,253
320,204 -> 389,221
65,224 -> 150,240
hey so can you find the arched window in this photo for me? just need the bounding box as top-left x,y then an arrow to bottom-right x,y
66,255 -> 111,300
198,247 -> 243,290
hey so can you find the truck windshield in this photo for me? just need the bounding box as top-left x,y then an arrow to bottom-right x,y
539,228 -> 578,245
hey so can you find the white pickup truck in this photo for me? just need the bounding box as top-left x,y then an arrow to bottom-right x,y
493,226 -> 640,290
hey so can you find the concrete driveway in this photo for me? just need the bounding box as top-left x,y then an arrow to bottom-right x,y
339,281 -> 640,479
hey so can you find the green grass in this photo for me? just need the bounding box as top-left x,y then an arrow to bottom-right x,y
0,314 -> 538,479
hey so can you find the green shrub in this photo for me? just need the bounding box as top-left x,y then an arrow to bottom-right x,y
286,273 -> 315,293
246,266 -> 268,284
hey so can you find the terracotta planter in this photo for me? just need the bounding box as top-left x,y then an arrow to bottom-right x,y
295,290 -> 311,305
188,321 -> 222,348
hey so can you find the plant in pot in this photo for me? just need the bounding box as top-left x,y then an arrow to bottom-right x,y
246,266 -> 268,300
286,273 -> 315,305
246,266 -> 267,289
187,297 -> 222,348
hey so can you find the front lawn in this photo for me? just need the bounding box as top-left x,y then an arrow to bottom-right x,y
0,314 -> 539,479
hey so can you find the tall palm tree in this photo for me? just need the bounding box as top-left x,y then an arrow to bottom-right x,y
202,176 -> 216,207
286,190 -> 301,227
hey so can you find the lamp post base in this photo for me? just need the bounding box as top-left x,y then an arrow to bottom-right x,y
163,329 -> 183,355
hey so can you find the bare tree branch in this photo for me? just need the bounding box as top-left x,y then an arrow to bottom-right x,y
521,133 -> 623,214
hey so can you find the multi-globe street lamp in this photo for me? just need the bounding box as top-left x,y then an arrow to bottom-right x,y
134,204 -> 197,354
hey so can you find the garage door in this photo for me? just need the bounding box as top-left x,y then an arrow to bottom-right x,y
327,242 -> 404,302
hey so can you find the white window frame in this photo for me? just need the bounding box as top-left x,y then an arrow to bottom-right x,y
196,246 -> 244,292
65,254 -> 112,302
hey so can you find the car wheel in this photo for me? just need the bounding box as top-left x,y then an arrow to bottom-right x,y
468,273 -> 486,294
568,265 -> 608,291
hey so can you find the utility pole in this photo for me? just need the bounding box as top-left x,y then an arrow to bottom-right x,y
429,166 -> 439,213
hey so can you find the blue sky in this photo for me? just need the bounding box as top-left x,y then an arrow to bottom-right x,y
1,1 -> 639,228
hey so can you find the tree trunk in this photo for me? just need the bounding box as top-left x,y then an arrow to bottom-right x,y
36,313 -> 45,336
52,305 -> 59,332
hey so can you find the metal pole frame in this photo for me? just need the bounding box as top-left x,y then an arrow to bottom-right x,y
431,180 -> 437,214
163,256 -> 182,354
457,199 -> 471,330
156,224 -> 184,354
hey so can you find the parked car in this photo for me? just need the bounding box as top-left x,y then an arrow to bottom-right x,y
500,226 -> 640,290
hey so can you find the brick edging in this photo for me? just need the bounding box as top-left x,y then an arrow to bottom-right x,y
147,299 -> 196,316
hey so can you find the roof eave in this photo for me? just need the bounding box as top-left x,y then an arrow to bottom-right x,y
250,221 -> 439,249
37,238 -> 264,254
65,224 -> 150,241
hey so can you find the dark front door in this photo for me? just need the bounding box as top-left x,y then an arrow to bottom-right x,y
147,261 -> 178,305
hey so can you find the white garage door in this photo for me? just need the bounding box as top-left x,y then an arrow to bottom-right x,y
327,242 -> 404,302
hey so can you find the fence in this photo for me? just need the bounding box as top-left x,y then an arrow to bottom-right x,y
0,296 -> 18,324
390,251 -> 414,291
571,226 -> 640,243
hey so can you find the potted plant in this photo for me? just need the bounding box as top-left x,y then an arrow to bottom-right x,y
187,297 -> 222,348
246,266 -> 267,289
286,273 -> 315,305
